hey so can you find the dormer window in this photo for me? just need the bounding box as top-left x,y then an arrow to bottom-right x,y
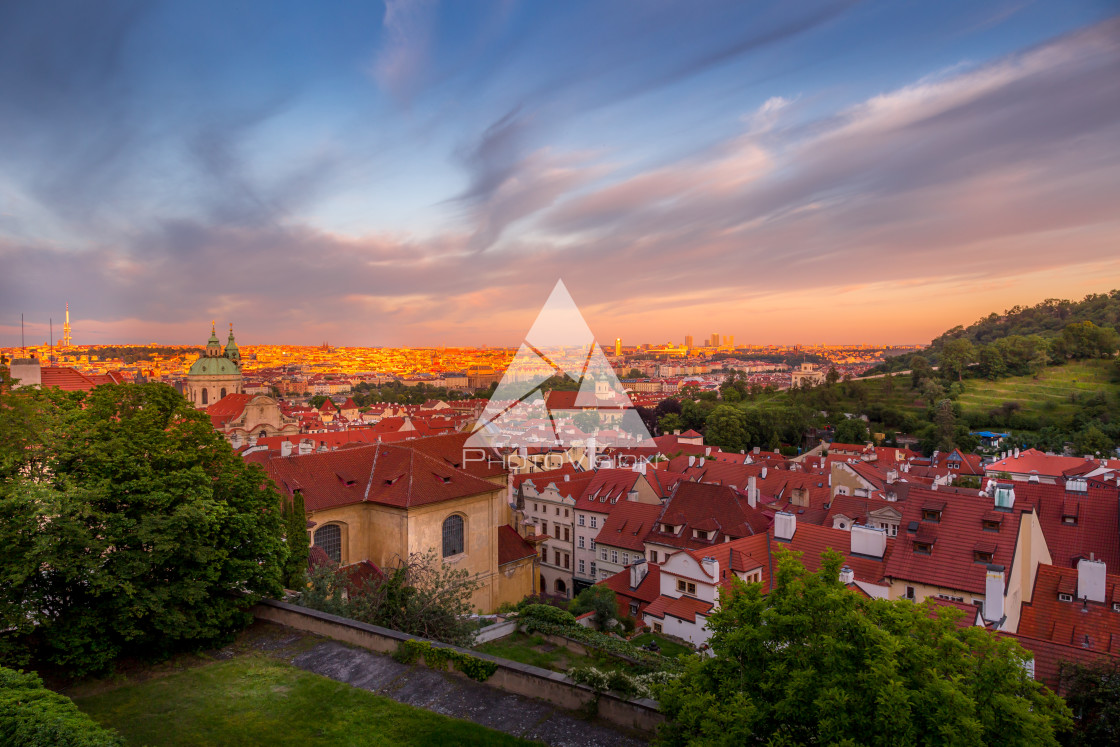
913,541 -> 932,555
1059,593 -> 1074,603
982,520 -> 1001,532
974,550 -> 994,564
921,509 -> 941,522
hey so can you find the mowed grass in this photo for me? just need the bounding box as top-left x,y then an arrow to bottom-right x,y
72,654 -> 536,747
628,633 -> 694,659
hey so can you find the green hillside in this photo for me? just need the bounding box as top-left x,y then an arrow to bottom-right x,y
954,360 -> 1116,419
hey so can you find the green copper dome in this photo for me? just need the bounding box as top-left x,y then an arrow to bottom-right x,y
188,355 -> 240,376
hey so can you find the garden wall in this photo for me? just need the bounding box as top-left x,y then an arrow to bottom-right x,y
251,599 -> 664,735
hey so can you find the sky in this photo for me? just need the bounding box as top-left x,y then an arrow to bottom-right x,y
2,0 -> 1119,348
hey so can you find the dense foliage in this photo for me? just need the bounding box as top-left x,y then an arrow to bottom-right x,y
392,639 -> 497,682
929,291 -> 1120,350
568,586 -> 620,631
280,491 -> 309,589
0,667 -> 122,746
0,382 -> 285,676
82,346 -> 200,364
1058,657 -> 1120,746
654,550 -> 1073,746
299,550 -> 481,647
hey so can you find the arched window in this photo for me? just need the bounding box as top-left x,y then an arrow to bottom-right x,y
201,388 -> 209,405
554,578 -> 567,596
220,387 -> 227,399
314,524 -> 342,563
442,514 -> 464,557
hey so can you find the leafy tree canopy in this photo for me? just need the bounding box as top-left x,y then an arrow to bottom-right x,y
0,383 -> 285,675
655,550 -> 1072,746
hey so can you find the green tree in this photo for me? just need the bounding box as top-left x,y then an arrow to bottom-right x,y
831,417 -> 869,445
627,368 -> 644,379
0,383 -> 285,675
654,550 -> 1072,746
309,394 -> 331,409
825,367 -> 840,386
934,398 -> 958,452
281,490 -> 309,589
1059,657 -> 1120,746
658,413 -> 685,435
978,344 -> 1007,380
301,549 -> 480,646
940,338 -> 977,382
1072,425 -> 1114,457
0,666 -> 123,746
910,355 -> 931,389
704,406 -> 749,453
569,585 -> 619,631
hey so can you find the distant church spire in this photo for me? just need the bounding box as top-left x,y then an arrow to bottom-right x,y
61,302 -> 72,348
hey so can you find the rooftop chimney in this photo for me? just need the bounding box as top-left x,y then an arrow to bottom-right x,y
629,558 -> 648,589
700,556 -> 719,580
564,473 -> 570,481
298,439 -> 313,456
886,469 -> 898,485
850,524 -> 887,559
1013,448 -> 1020,459
984,565 -> 1005,624
688,455 -> 696,467
1078,558 -> 1107,603
761,466 -> 768,479
774,511 -> 796,541
746,476 -> 758,508
838,567 -> 854,584
753,446 -> 760,454
280,440 -> 293,457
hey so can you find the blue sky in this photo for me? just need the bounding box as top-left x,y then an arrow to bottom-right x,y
2,1 -> 1118,346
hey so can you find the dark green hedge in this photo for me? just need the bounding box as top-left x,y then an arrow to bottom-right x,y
0,667 -> 121,747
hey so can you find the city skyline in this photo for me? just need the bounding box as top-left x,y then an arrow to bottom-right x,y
2,2 -> 1119,346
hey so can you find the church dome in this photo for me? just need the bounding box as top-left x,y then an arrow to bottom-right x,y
188,355 -> 240,376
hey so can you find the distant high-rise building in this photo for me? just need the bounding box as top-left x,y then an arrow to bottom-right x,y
61,303 -> 72,348
684,335 -> 693,349
711,333 -> 720,347
728,334 -> 734,349
614,338 -> 622,357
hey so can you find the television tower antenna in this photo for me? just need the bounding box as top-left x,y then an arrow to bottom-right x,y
62,302 -> 72,347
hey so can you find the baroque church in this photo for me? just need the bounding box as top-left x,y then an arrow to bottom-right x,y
187,323 -> 243,408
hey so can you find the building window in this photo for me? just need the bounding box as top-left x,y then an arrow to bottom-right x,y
611,550 -> 619,564
590,539 -> 596,551
554,550 -> 560,566
650,550 -> 658,563
982,520 -> 1001,532
1058,593 -> 1073,602
630,602 -> 639,616
905,586 -> 915,600
676,579 -> 697,595
564,527 -> 570,542
563,553 -> 570,570
654,623 -> 663,633
590,516 -> 598,529
579,559 -> 585,574
590,561 -> 597,576
601,549 -> 608,561
622,552 -> 630,565
913,542 -> 932,555
201,388 -> 209,405
973,550 -> 993,564
442,515 -> 465,557
578,536 -> 585,549
555,507 -> 560,515
554,523 -> 561,538
564,509 -> 569,518
921,509 -> 941,522
541,546 -> 548,563
937,594 -> 964,603
578,514 -> 585,527
313,524 -> 341,563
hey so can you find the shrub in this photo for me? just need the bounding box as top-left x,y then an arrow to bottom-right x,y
393,640 -> 497,682
518,604 -> 577,627
567,665 -> 677,700
0,666 -> 122,746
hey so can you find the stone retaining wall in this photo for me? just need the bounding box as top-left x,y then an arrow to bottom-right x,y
251,599 -> 664,735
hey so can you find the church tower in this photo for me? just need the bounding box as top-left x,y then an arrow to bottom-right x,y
186,321 -> 243,408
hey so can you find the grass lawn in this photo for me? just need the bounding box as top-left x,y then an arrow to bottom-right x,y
473,632 -> 640,675
629,633 -> 694,659
72,654 -> 535,747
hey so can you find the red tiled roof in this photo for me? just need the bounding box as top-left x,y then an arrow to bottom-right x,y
883,486 -> 1024,596
38,366 -> 119,391
1018,564 -> 1120,655
1004,633 -> 1118,692
395,432 -> 508,481
498,525 -> 537,565
643,593 -> 714,623
985,449 -> 1091,478
596,502 -> 662,552
261,442 -> 500,511
998,480 -> 1120,574
646,481 -> 771,550
600,563 -> 662,606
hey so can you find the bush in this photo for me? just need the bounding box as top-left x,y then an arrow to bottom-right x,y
0,666 -> 122,746
518,604 -> 577,627
392,640 -> 497,683
567,665 -> 677,700
568,586 -> 619,631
